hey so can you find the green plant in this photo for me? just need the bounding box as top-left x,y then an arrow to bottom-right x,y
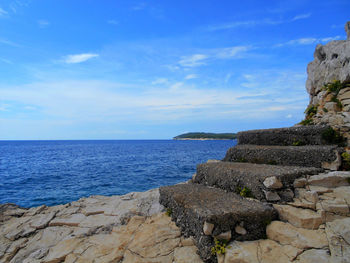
304,104 -> 318,117
211,238 -> 231,255
321,127 -> 345,145
341,152 -> 350,171
323,107 -> 328,113
236,157 -> 247,163
299,119 -> 314,126
267,160 -> 277,165
236,186 -> 254,198
165,208 -> 172,216
323,80 -> 344,95
292,140 -> 305,146
330,96 -> 343,109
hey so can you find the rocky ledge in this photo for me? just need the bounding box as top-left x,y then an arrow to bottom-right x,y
0,170 -> 349,263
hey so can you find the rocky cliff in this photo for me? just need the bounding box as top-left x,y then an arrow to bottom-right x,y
304,21 -> 350,145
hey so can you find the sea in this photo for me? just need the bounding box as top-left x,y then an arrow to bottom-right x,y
0,140 -> 236,208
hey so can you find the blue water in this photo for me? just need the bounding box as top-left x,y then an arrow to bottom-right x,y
0,140 -> 236,207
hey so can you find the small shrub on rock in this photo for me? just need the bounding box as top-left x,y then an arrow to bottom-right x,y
211,238 -> 231,255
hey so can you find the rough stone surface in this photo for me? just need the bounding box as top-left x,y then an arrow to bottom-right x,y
237,125 -> 333,146
266,221 -> 328,249
326,218 -> 350,262
304,21 -> 350,144
224,144 -> 340,169
263,176 -> 283,189
195,162 -> 321,201
308,171 -> 350,188
273,204 -> 324,229
159,183 -> 277,262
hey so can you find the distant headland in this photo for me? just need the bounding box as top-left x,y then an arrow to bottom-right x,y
173,132 -> 237,140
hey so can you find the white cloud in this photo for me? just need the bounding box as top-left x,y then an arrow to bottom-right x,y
275,36 -> 341,47
38,19 -> 50,28
185,74 -> 198,80
215,46 -> 250,59
286,114 -> 293,118
0,58 -> 13,64
208,14 -> 311,31
0,38 -> 20,47
63,53 -> 99,64
108,20 -> 119,25
178,54 -> 208,67
152,78 -> 168,85
0,7 -> 8,17
0,104 -> 9,111
291,13 -> 311,21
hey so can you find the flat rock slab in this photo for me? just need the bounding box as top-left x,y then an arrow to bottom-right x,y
159,184 -> 277,263
195,162 -> 321,201
223,145 -> 341,170
237,125 -> 332,146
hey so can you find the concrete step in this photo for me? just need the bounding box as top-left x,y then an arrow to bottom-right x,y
237,125 -> 334,146
159,183 -> 277,263
194,162 -> 322,202
223,145 -> 341,170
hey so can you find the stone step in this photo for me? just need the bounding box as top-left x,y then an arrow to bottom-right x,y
194,162 -> 322,202
237,125 -> 334,146
159,183 -> 277,263
223,145 -> 341,170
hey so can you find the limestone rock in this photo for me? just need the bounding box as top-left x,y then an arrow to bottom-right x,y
308,172 -> 350,188
326,217 -> 350,262
203,221 -> 214,235
173,246 -> 203,263
273,204 -> 323,229
264,191 -> 281,201
43,238 -> 82,263
127,213 -> 181,258
224,239 -> 301,263
214,230 -> 232,241
294,249 -> 331,263
263,176 -> 283,189
266,221 -> 328,249
235,225 -> 247,235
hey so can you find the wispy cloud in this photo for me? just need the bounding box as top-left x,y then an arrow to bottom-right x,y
152,78 -> 168,85
178,54 -> 208,67
208,13 -> 311,31
275,36 -> 341,47
185,74 -> 198,80
0,58 -> 13,64
38,19 -> 50,28
0,7 -> 8,17
63,53 -> 99,64
107,20 -> 119,25
291,13 -> 311,21
215,46 -> 251,59
132,2 -> 147,11
0,38 -> 21,47
177,46 -> 250,68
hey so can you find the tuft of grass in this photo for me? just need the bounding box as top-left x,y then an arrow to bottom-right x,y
211,238 -> 231,256
323,80 -> 344,95
341,152 -> 350,171
321,127 -> 345,146
299,119 -> 314,126
165,208 -> 172,217
330,96 -> 343,109
236,186 -> 254,198
292,140 -> 305,146
304,104 -> 318,117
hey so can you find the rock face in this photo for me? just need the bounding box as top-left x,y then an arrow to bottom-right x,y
304,21 -> 350,145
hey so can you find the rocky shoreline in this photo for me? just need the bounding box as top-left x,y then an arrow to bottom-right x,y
1,170 -> 350,263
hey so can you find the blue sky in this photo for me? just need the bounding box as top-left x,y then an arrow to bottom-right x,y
0,0 -> 349,139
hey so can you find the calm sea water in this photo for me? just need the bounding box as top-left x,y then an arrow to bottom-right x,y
0,140 -> 236,207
